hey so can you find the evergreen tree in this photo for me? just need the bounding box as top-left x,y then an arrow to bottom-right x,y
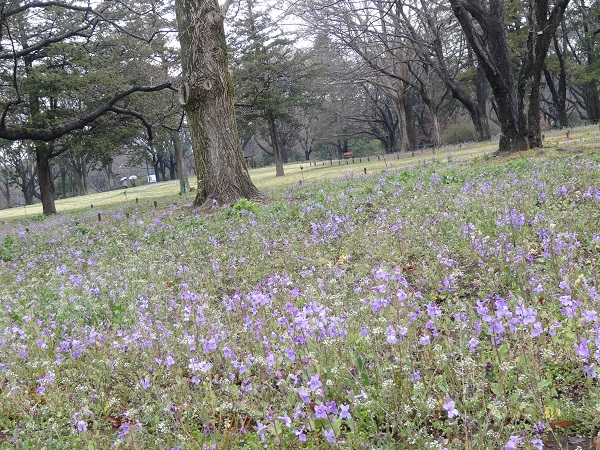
230,0 -> 320,176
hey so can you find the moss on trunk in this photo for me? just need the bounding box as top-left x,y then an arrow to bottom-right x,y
175,0 -> 259,208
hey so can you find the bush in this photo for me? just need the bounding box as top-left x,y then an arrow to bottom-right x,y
441,124 -> 477,145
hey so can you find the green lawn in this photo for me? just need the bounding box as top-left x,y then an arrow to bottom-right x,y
1,125 -> 597,221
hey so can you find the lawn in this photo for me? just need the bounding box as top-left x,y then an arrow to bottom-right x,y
1,128 -> 600,449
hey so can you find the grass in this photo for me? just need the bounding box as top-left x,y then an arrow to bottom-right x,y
1,139 -> 499,220
0,127 -> 600,449
3,125 -> 597,221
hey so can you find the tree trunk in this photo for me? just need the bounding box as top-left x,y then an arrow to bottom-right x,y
72,171 -> 87,196
21,182 -> 34,205
586,81 -> 600,122
172,130 -> 189,194
475,65 -> 491,141
396,92 -> 412,152
36,145 -> 56,214
0,179 -> 10,206
175,0 -> 259,207
153,161 -> 161,182
450,0 -> 570,154
583,16 -> 600,122
168,154 -> 176,180
267,112 -> 284,176
60,169 -> 67,199
159,160 -> 167,182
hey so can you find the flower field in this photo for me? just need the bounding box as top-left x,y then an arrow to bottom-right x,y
1,153 -> 600,449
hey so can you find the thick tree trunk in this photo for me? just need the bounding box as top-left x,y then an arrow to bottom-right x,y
1,179 -> 10,206
159,160 -> 167,182
21,182 -> 34,205
175,0 -> 259,208
36,145 -> 56,214
267,112 -> 284,176
169,155 -> 176,181
475,66 -> 491,141
450,0 -> 570,154
583,18 -> 600,122
423,96 -> 441,151
72,171 -> 87,196
304,147 -> 312,161
586,81 -> 600,122
418,0 -> 490,142
171,130 -> 189,194
396,92 -> 412,152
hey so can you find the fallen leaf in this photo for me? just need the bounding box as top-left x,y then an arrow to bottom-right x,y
549,419 -> 573,430
592,436 -> 600,449
106,415 -> 123,427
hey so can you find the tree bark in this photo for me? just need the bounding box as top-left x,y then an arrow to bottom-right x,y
72,171 -> 87,196
36,144 -> 56,214
586,81 -> 600,122
267,112 -> 284,176
450,0 -> 570,153
475,65 -> 491,141
171,130 -> 189,194
0,179 -> 10,206
60,169 -> 67,199
175,0 -> 259,207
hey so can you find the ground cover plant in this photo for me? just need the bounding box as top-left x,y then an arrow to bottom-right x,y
1,150 -> 600,449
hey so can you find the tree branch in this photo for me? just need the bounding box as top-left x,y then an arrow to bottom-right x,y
0,83 -> 173,141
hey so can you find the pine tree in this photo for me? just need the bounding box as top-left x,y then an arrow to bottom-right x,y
230,0 -> 320,175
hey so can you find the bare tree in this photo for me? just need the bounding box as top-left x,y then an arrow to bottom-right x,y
450,0 -> 571,153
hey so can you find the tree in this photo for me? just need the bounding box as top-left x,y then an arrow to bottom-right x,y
568,0 -> 600,122
0,1 -> 174,214
174,0 -> 259,207
0,141 -> 38,205
398,0 -> 491,142
230,0 -> 320,176
449,0 -> 571,153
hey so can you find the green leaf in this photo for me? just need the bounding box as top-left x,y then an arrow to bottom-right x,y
537,378 -> 552,393
355,351 -> 371,386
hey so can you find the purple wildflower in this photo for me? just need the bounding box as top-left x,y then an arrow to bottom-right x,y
505,435 -> 521,450
293,426 -> 307,441
325,401 -> 338,415
140,376 -> 151,390
298,388 -> 310,403
314,404 -> 328,419
339,404 -> 351,420
386,326 -> 398,344
469,337 -> 479,352
323,429 -> 336,443
256,422 -> 266,441
530,438 -> 544,450
443,397 -> 459,419
574,338 -> 590,358
308,374 -> 322,392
